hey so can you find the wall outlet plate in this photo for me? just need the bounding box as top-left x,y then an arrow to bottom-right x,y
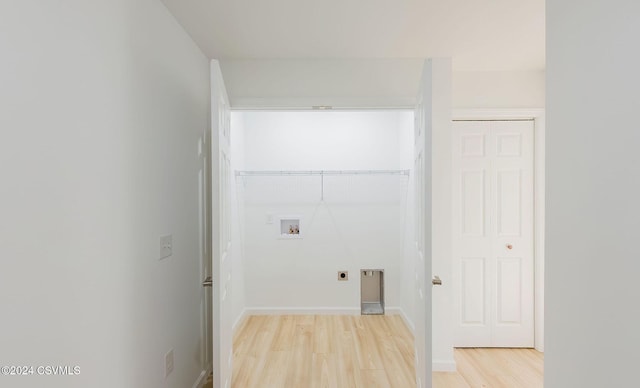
160,234 -> 172,260
338,271 -> 348,281
165,348 -> 174,378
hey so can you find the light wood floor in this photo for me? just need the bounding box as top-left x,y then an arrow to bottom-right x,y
230,315 -> 543,388
435,348 -> 543,388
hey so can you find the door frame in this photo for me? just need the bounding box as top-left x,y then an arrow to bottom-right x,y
199,133 -> 213,382
209,60 -> 234,388
452,109 -> 545,352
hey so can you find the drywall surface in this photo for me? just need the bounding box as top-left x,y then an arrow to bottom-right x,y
220,59 -> 423,108
453,70 -> 545,109
219,59 -> 544,110
241,111 -> 404,170
431,62 -> 455,371
0,1 -> 209,387
546,1 -> 640,387
237,111 -> 411,311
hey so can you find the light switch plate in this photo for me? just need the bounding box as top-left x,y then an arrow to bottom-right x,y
160,235 -> 172,260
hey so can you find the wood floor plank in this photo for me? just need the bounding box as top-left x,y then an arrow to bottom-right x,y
311,352 -> 338,388
231,315 -> 543,388
385,315 -> 415,367
350,315 -> 385,370
241,316 -> 280,388
361,369 -> 392,388
335,326 -> 363,388
313,315 -> 334,354
439,348 -> 544,388
433,372 -> 471,388
232,315 -> 260,356
270,314 -> 295,351
295,314 -> 316,326
283,322 -> 314,388
258,351 -> 291,387
231,354 -> 257,388
367,315 -> 415,387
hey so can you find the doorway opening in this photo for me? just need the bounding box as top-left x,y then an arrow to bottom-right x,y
226,109 -> 420,387
209,63 -> 544,386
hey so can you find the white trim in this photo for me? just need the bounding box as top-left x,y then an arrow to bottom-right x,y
398,307 -> 416,333
384,306 -> 402,316
232,308 -> 248,333
244,307 -> 361,315
533,113 -> 545,353
453,108 -> 545,121
229,96 -> 416,110
433,360 -> 457,372
451,108 -> 545,353
243,306 -> 408,316
191,369 -> 210,388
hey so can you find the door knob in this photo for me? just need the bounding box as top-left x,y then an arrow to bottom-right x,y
506,243 -> 513,250
432,276 -> 442,286
202,276 -> 212,287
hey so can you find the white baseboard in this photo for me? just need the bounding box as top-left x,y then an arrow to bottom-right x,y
397,307 -> 415,333
433,360 -> 457,372
233,308 -> 248,333
192,369 -> 209,388
243,306 -> 410,316
244,307 -> 361,315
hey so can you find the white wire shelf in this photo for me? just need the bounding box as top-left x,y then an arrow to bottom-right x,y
235,169 -> 410,177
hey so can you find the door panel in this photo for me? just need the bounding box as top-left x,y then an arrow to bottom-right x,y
496,257 -> 522,324
211,60 -> 233,388
461,170 -> 485,236
453,120 -> 534,348
460,257 -> 485,325
413,62 -> 431,388
496,169 -> 522,236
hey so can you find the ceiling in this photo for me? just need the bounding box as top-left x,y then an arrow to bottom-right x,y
161,0 -> 544,107
161,0 -> 544,72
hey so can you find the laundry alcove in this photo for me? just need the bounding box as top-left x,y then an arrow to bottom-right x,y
229,110 -> 416,315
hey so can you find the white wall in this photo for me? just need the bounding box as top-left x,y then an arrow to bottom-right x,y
431,61 -> 455,372
546,1 -> 640,387
0,1 -> 209,387
220,59 -> 423,108
453,71 -> 545,109
219,59 -> 544,110
236,111 -> 412,312
241,111 -> 405,170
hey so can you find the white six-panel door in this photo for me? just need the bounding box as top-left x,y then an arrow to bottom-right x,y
414,58 -> 452,388
452,120 -> 534,347
211,61 -> 233,388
